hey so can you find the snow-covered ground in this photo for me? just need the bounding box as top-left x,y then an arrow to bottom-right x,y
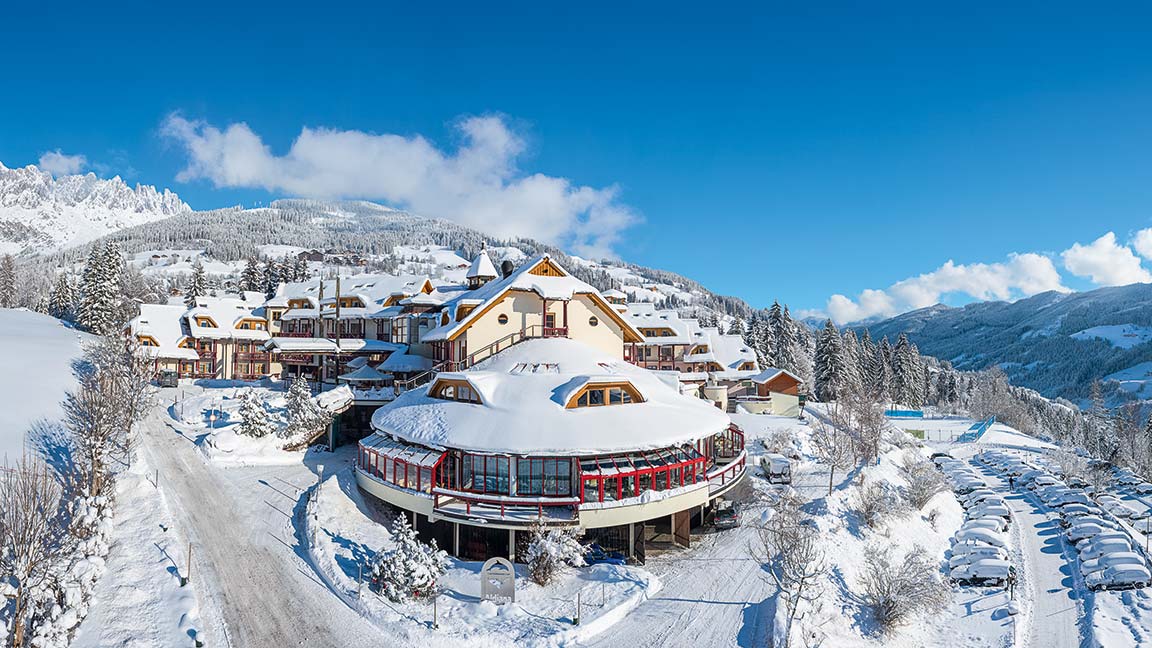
1071,324 -> 1152,349
0,309 -> 92,460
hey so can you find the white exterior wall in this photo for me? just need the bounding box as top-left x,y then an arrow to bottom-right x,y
578,483 -> 709,529
355,468 -> 435,517
460,291 -> 626,363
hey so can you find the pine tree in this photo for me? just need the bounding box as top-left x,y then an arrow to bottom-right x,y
293,257 -> 310,282
79,242 -> 122,335
525,521 -> 586,586
240,257 -> 262,292
726,318 -> 745,336
284,375 -> 324,440
185,258 -> 208,306
48,273 -> 77,321
813,319 -> 847,401
870,336 -> 894,401
840,329 -> 862,393
263,259 -> 282,299
0,254 -> 17,308
891,334 -> 923,408
370,513 -> 450,602
237,389 -> 276,438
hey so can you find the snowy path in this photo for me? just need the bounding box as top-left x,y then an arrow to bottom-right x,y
974,461 -> 1084,648
586,463 -> 830,647
140,402 -> 386,647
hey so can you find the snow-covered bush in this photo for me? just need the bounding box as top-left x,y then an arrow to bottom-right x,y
858,544 -> 950,634
525,522 -> 586,586
855,480 -> 906,528
237,389 -> 275,438
370,514 -> 449,603
898,455 -> 948,510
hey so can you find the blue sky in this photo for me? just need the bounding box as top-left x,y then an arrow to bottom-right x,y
5,2 -> 1152,320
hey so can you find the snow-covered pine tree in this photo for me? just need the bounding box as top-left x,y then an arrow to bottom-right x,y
78,242 -> 122,335
840,329 -> 863,393
869,336 -> 893,401
813,319 -> 847,402
237,389 -> 276,438
47,272 -> 77,321
765,302 -> 788,368
370,513 -> 450,603
0,254 -> 17,308
785,306 -> 813,383
262,259 -> 282,299
891,334 -> 922,408
292,257 -> 310,282
525,521 -> 586,586
726,317 -> 745,336
283,375 -> 324,440
185,258 -> 208,306
240,257 -> 262,292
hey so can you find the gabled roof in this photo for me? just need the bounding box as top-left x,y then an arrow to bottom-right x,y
749,367 -> 802,385
184,296 -> 269,340
271,273 -> 439,318
422,255 -> 644,343
466,249 -> 498,279
128,304 -> 199,360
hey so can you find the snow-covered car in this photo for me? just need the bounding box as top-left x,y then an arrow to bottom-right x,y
1016,470 -> 1049,485
954,482 -> 987,495
1027,475 -> 1060,490
950,559 -> 1015,587
1066,523 -> 1119,544
1128,508 -> 1150,520
951,540 -> 1009,558
1058,503 -> 1103,520
1111,505 -> 1141,519
1085,565 -> 1151,591
1079,538 -> 1135,562
961,517 -> 1008,533
1080,551 -> 1146,577
1061,515 -> 1117,531
1050,492 -> 1092,508
1133,483 -> 1152,495
948,545 -> 1007,567
967,502 -> 1011,520
953,528 -> 1007,548
962,491 -> 1001,508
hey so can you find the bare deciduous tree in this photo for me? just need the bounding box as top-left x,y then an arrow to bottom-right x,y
858,544 -> 951,634
897,453 -> 948,510
810,420 -> 854,496
749,495 -> 826,647
0,457 -> 68,647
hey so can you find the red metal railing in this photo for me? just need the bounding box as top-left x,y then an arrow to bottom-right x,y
394,324 -> 569,393
707,453 -> 746,486
432,487 -> 579,521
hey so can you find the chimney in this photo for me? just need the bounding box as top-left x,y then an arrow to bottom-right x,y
500,259 -> 515,279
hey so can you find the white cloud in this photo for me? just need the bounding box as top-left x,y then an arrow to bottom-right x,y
37,150 -> 87,176
1061,232 -> 1152,286
826,253 -> 1068,324
1132,228 -> 1152,260
160,114 -> 639,258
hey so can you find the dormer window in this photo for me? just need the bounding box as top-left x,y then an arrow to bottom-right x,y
194,316 -> 217,328
567,382 -> 644,409
429,379 -> 482,404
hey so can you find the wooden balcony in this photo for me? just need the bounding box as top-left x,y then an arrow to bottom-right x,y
542,327 -> 568,338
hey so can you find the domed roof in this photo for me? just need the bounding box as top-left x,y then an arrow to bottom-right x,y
371,338 -> 729,456
466,249 -> 498,280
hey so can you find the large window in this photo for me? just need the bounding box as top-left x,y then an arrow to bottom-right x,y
516,458 -> 572,496
579,446 -> 706,503
461,454 -> 510,494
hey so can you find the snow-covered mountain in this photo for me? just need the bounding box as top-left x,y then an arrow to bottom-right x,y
0,162 -> 189,256
857,284 -> 1152,403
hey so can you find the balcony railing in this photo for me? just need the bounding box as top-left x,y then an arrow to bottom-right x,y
542,327 -> 568,338
394,324 -> 570,393
196,350 -> 216,361
432,487 -> 579,524
278,331 -> 313,338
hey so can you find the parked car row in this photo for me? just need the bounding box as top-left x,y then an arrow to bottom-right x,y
977,449 -> 1150,592
938,454 -> 1015,587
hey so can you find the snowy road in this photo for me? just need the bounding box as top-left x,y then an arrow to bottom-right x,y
586,463 -> 830,648
972,458 -> 1084,648
140,401 -> 386,647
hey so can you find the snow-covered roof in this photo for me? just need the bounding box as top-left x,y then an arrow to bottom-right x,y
378,350 -> 435,373
271,273 -> 440,317
423,255 -> 643,343
749,367 -> 802,385
466,249 -> 498,279
702,327 -> 758,373
371,338 -> 730,456
185,296 -> 269,341
264,337 -> 404,354
338,365 -> 392,382
128,304 -> 199,360
625,302 -> 701,345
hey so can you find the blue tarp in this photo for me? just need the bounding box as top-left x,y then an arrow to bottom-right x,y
957,416 -> 996,443
885,409 -> 924,419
